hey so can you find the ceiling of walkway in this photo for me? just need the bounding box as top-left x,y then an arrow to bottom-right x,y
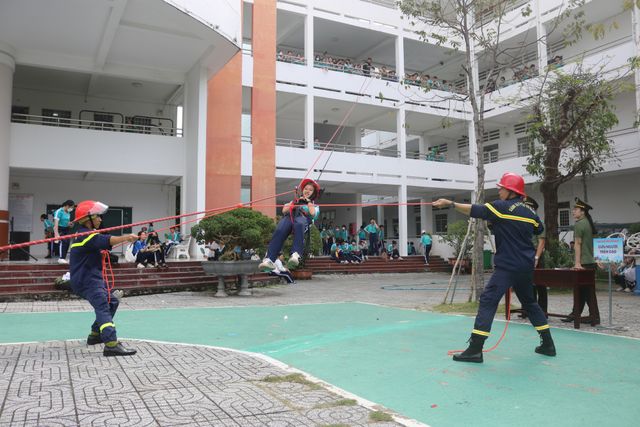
0,0 -> 239,93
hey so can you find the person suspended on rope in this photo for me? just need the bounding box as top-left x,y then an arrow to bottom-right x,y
433,172 -> 556,363
259,179 -> 321,271
69,200 -> 139,357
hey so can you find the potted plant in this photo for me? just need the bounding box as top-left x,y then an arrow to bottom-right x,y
282,224 -> 322,280
191,208 -> 275,296
441,219 -> 474,272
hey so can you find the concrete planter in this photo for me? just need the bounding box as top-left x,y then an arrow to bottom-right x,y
201,260 -> 260,297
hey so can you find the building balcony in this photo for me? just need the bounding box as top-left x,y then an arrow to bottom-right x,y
9,120 -> 184,177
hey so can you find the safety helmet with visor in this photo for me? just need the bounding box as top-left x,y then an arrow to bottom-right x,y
75,200 -> 109,226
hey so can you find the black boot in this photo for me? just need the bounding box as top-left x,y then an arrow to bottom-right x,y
86,333 -> 101,345
453,333 -> 487,363
535,330 -> 556,356
103,342 -> 137,357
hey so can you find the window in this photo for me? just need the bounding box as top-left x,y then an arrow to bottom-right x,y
11,106 -> 29,123
459,151 -> 470,164
42,108 -> 71,127
92,113 -> 115,131
435,214 -> 448,234
558,201 -> 570,228
483,143 -> 499,164
517,136 -> 532,157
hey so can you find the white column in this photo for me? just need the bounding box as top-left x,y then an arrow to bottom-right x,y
395,34 -> 404,81
467,120 -> 478,168
305,93 -> 315,150
0,44 -> 15,248
632,3 -> 640,124
418,134 -> 426,158
355,193 -> 363,242
183,61 -> 207,242
377,204 -> 385,227
397,107 -> 406,159
305,7 -> 314,71
535,0 -> 547,72
398,184 -> 408,256
420,198 -> 430,233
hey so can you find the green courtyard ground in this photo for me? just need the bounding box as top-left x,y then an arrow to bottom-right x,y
1,272 -> 639,426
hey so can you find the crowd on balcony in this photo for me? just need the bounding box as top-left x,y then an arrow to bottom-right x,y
277,49 -> 305,64
315,53 -> 399,81
403,72 -> 462,94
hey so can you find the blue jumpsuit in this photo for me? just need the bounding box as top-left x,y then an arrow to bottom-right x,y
470,198 -> 549,337
266,203 -> 319,261
69,227 -> 119,344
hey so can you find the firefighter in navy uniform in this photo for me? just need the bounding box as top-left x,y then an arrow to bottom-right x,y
433,172 -> 556,363
69,200 -> 139,357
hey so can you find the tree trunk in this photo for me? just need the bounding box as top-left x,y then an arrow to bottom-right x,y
541,180 -> 560,243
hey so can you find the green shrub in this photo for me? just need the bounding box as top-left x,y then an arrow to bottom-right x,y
191,208 -> 275,259
441,219 -> 473,258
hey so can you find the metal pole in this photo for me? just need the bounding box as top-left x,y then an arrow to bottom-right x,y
608,265 -> 613,327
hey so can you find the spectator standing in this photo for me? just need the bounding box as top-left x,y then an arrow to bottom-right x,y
562,198 -> 600,324
53,200 -> 75,264
364,218 -> 379,256
40,213 -> 54,259
420,230 -> 432,265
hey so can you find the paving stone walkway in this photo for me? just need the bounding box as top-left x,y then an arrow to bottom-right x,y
0,340 -> 410,427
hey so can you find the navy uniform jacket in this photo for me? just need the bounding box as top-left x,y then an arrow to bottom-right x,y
69,227 -> 112,292
470,198 -> 543,272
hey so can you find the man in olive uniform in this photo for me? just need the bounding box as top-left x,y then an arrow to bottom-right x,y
562,198 -> 600,324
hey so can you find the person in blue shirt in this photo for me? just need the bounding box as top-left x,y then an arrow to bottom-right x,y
40,213 -> 54,259
433,172 -> 556,363
69,200 -> 138,356
260,179 -> 321,271
358,225 -> 367,243
420,230 -> 433,265
364,218 -> 379,256
163,226 -> 182,256
330,238 -> 346,263
133,231 -> 167,268
408,241 -> 416,255
53,199 -> 75,264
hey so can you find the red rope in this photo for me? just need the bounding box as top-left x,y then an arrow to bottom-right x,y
101,250 -> 115,303
447,290 -> 511,356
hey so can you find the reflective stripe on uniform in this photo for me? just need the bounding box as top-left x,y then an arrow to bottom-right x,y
99,322 -> 115,332
70,233 -> 98,249
472,329 -> 490,337
535,324 -> 550,331
485,203 -> 539,227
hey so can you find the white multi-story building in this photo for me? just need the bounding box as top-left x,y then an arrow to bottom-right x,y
1,0 -> 638,258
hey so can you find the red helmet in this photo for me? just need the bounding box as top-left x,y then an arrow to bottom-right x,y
298,178 -> 321,200
497,172 -> 526,196
75,200 -> 109,222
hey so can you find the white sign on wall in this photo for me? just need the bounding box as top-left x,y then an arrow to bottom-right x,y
8,193 -> 34,232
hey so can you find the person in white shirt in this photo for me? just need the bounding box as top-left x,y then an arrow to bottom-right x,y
270,252 -> 296,284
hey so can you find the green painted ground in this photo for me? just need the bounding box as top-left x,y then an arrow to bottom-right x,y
1,302 -> 638,427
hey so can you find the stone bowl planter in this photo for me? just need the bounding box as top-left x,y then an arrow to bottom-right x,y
201,260 -> 260,297
292,269 -> 313,280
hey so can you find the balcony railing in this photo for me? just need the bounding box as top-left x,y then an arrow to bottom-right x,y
11,113 -> 182,137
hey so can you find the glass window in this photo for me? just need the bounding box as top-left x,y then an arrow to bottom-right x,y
42,108 -> 71,127
435,214 -> 448,234
517,136 -> 532,157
